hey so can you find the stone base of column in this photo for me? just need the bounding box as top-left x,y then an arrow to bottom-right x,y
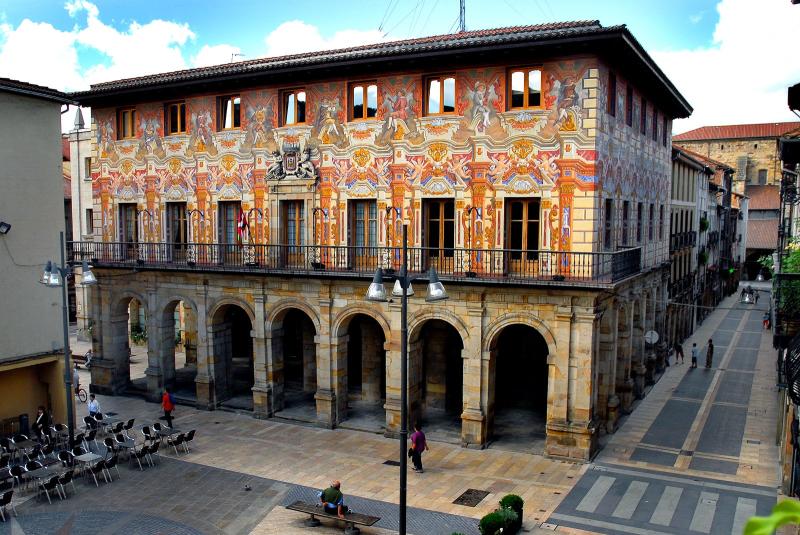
315,388 -> 337,429
645,354 -> 656,385
383,397 -> 401,439
145,366 -> 163,403
633,364 -> 647,400
252,384 -> 272,419
618,379 -> 634,414
88,359 -> 124,395
545,419 -> 598,461
606,395 -> 620,434
194,376 -> 216,410
460,408 -> 486,449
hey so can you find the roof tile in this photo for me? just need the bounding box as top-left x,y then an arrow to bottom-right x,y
746,219 -> 778,250
674,122 -> 800,141
744,185 -> 780,210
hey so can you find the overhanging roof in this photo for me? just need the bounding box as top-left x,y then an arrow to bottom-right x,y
70,21 -> 692,118
0,77 -> 76,105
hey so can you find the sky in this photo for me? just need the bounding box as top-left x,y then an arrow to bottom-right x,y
1,0 -> 798,134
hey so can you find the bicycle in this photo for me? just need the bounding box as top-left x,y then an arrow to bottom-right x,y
75,387 -> 88,403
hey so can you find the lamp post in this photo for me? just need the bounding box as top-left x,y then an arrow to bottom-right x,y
40,231 -> 97,446
365,223 -> 447,535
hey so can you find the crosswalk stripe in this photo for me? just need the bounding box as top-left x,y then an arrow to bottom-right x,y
612,481 -> 649,519
650,485 -> 683,526
689,491 -> 719,533
732,497 -> 757,534
576,475 -> 615,513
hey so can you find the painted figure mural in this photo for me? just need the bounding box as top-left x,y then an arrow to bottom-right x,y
136,115 -> 165,159
453,70 -> 507,142
241,90 -> 277,154
309,83 -> 348,148
187,107 -> 216,156
376,77 -> 423,146
96,113 -> 118,162
540,60 -> 589,139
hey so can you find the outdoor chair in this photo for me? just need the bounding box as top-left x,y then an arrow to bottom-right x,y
85,459 -> 108,487
0,490 -> 17,521
38,475 -> 62,504
57,451 -> 74,468
24,445 -> 42,463
24,460 -> 42,472
167,433 -> 185,456
40,443 -> 55,461
103,437 -> 117,457
57,470 -> 76,498
104,454 -> 121,481
0,455 -> 9,469
11,434 -> 28,445
83,416 -> 95,433
182,430 -> 195,453
141,426 -> 153,442
129,446 -> 149,471
109,422 -> 124,436
71,433 -> 86,450
147,441 -> 161,465
152,422 -> 163,433
84,429 -> 99,452
71,446 -> 87,457
122,418 -> 135,439
8,466 -> 23,490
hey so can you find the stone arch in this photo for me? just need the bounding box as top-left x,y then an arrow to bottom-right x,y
266,298 -> 321,334
407,307 -> 470,345
332,305 -> 391,341
484,312 -> 556,356
111,289 -> 149,316
156,294 -> 201,398
157,293 -> 199,317
104,289 -> 150,398
208,296 -> 256,325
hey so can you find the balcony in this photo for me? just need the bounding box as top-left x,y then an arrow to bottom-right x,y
69,241 -> 643,287
669,231 -> 698,253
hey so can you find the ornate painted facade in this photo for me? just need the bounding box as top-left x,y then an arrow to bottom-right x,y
72,21 -> 691,460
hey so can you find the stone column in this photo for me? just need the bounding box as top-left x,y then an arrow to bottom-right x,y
193,300 -> 215,410
461,306 -> 485,448
384,301 -> 402,438
544,305 -> 572,457
208,321 -> 230,404
616,303 -> 634,413
252,295 -> 270,419
266,328 -> 285,414
183,302 -> 197,367
154,305 -> 177,394
631,298 -> 646,399
597,306 -> 619,433
317,334 -> 344,428
361,320 -> 383,402
90,287 -> 128,395
303,320 -> 317,393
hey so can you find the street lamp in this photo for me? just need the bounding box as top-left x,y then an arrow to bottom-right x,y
39,231 -> 97,446
365,223 -> 447,535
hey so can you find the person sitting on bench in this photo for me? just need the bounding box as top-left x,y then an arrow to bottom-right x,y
319,480 -> 347,519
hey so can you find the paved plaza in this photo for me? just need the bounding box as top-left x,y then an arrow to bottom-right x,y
2,290 -> 781,534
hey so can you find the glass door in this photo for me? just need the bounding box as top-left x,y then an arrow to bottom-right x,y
218,201 -> 240,263
349,200 -> 377,270
423,199 -> 455,274
119,203 -> 138,261
505,198 -> 540,275
282,200 -> 305,268
166,202 -> 188,261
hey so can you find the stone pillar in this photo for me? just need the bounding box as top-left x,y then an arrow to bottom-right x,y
183,302 -> 197,367
89,287 -> 128,395
194,300 -> 215,410
461,307 -> 485,448
384,301 -> 402,438
252,295 -> 270,419
547,306 -> 572,425
316,334 -> 344,428
616,304 -> 634,413
154,304 -> 177,395
597,306 -> 618,432
361,320 -> 383,402
546,306 -> 599,461
631,298 -> 646,399
266,328 -> 285,414
209,321 -> 230,404
302,320 -> 317,393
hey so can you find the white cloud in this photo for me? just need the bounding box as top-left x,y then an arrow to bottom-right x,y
264,20 -> 385,57
191,44 -> 242,68
655,0 -> 800,133
0,19 -> 82,90
689,11 -> 705,24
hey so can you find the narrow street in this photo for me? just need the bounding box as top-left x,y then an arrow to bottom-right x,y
548,286 -> 780,534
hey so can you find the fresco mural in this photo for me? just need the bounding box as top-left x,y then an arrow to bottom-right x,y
89,57 -> 670,267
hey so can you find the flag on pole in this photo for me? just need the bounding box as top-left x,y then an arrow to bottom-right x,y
237,209 -> 249,246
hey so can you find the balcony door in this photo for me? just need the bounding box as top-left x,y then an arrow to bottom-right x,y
349,200 -> 377,269
218,201 -> 240,263
166,202 -> 188,261
119,203 -> 138,260
504,198 -> 540,274
423,199 -> 455,273
282,200 -> 305,268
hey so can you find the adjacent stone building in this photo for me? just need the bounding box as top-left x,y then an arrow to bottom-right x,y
70,21 -> 691,460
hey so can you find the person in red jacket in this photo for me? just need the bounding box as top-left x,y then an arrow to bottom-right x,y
161,388 -> 175,428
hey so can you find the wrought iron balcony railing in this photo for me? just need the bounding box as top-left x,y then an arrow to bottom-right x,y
68,241 -> 643,286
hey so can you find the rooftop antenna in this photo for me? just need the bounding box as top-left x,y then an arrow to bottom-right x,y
459,0 -> 466,32
230,53 -> 245,63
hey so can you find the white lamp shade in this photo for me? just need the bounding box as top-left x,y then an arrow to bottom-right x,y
365,268 -> 388,302
40,261 -> 52,285
392,279 -> 414,297
47,268 -> 62,287
425,267 -> 448,302
82,267 -> 98,286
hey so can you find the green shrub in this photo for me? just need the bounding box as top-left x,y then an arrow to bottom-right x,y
479,511 -> 505,535
699,217 -> 709,232
499,494 -> 524,532
496,507 -> 518,529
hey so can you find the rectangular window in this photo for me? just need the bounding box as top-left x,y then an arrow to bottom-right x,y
281,89 -> 307,126
350,82 -> 378,120
119,203 -> 138,243
423,199 -> 455,257
217,95 -> 241,130
662,116 -> 668,146
85,208 -> 93,235
117,108 -> 136,139
640,99 -> 647,135
621,200 -> 630,245
83,157 -> 92,180
652,110 -> 658,141
604,199 -> 614,249
504,198 -> 540,262
218,201 -> 240,245
648,203 -> 654,241
758,169 -> 768,184
425,75 -> 456,115
508,68 -> 542,109
607,72 -> 617,116
659,205 -> 665,240
165,101 -> 186,134
636,202 -> 643,243
166,202 -> 188,245
625,85 -> 633,127
282,200 -> 305,247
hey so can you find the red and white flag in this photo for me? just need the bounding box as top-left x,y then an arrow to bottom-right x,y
237,210 -> 249,245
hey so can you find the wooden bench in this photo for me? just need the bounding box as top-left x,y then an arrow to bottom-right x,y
286,500 -> 380,535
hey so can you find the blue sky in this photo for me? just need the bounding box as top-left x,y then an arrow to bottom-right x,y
1,0 -> 798,132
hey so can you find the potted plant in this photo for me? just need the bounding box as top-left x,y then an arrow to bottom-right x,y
699,217 -> 709,232
479,511 -> 506,535
499,494 -> 524,533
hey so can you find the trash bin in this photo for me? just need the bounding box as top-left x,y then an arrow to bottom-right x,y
18,413 -> 30,436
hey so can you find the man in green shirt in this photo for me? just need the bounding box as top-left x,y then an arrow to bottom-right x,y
320,480 -> 346,518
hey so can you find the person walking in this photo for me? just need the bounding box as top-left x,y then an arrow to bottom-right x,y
690,343 -> 698,369
161,388 -> 175,428
755,291 -> 760,305
763,311 -> 771,330
674,342 -> 684,365
705,339 -> 714,368
73,363 -> 80,395
410,422 -> 429,473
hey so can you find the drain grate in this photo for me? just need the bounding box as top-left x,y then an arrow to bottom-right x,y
383,460 -> 401,466
453,489 -> 490,507
746,439 -> 761,445
680,450 -> 694,456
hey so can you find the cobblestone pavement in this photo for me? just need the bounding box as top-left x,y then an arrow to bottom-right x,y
547,288 -> 780,534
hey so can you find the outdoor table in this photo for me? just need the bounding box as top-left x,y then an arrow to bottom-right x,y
156,428 -> 180,438
12,440 -> 35,452
116,437 -> 136,458
74,451 -> 102,476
